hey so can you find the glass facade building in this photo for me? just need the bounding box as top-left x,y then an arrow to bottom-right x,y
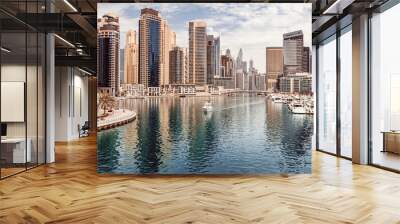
148,20 -> 161,87
98,37 -> 111,87
97,14 -> 120,96
139,8 -> 166,88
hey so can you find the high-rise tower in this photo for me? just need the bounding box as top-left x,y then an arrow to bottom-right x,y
221,49 -> 235,78
266,47 -> 283,91
206,35 -> 220,84
283,30 -> 304,75
302,46 -> 310,73
249,59 -> 254,74
236,48 -> 243,70
98,13 -> 120,95
169,46 -> 188,84
160,23 -> 176,86
124,30 -> 138,84
188,21 -> 207,85
139,8 -> 174,88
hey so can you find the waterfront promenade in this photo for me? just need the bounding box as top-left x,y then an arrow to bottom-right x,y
97,109 -> 136,131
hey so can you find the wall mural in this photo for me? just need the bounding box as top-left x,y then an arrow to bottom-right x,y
97,3 -> 313,174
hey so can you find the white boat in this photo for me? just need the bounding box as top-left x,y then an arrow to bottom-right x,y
282,95 -> 288,104
285,96 -> 293,104
271,95 -> 283,103
290,102 -> 307,114
202,102 -> 213,112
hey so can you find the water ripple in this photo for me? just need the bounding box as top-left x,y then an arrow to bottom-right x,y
97,95 -> 313,174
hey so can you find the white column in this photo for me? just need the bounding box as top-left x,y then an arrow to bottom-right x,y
46,33 -> 55,163
312,45 -> 317,150
352,14 -> 369,164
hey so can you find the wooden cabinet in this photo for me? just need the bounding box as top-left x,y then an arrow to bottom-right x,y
382,132 -> 400,154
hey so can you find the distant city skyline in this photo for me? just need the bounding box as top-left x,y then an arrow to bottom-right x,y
98,3 -> 311,74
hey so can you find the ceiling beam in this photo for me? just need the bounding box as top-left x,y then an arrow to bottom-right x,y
322,0 -> 356,14
67,13 -> 97,46
55,55 -> 96,70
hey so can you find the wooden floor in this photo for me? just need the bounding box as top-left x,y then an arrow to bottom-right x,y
1,167 -> 26,178
1,135 -> 400,224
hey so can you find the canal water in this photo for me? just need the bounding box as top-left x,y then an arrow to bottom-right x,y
97,94 -> 313,174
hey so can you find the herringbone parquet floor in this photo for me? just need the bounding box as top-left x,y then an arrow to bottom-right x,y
1,135 -> 400,224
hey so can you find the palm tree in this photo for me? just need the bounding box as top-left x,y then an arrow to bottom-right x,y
98,92 -> 116,116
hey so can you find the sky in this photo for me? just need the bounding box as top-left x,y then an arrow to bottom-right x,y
98,3 -> 311,74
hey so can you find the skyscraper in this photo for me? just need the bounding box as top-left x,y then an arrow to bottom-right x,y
283,30 -> 304,75
215,37 -> 220,78
249,59 -> 254,74
139,8 -> 161,88
169,46 -> 187,84
242,61 -> 247,74
189,21 -> 207,85
206,35 -> 220,84
124,30 -> 138,84
236,48 -> 243,70
302,47 -> 310,73
266,47 -> 283,92
225,48 -> 231,58
139,8 -> 174,88
97,13 -> 120,95
120,49 -> 124,83
160,23 -> 176,86
221,49 -> 235,78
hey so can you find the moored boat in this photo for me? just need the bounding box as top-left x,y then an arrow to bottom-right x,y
271,95 -> 284,103
290,102 -> 307,114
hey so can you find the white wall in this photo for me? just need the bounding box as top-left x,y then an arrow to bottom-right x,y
55,67 -> 89,141
71,72 -> 89,138
1,65 -> 40,138
1,63 -> 46,164
1,65 -> 26,139
55,66 -> 69,141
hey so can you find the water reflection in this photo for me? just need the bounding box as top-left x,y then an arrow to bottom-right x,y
98,95 -> 313,174
97,129 -> 120,172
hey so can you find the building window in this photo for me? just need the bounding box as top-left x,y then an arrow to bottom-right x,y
317,35 -> 337,154
370,3 -> 400,171
339,26 -> 352,158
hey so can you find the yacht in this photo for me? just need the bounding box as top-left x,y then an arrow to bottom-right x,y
290,102 -> 307,114
282,95 -> 288,104
202,102 -> 213,112
288,98 -> 295,105
283,95 -> 294,104
271,95 -> 283,103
